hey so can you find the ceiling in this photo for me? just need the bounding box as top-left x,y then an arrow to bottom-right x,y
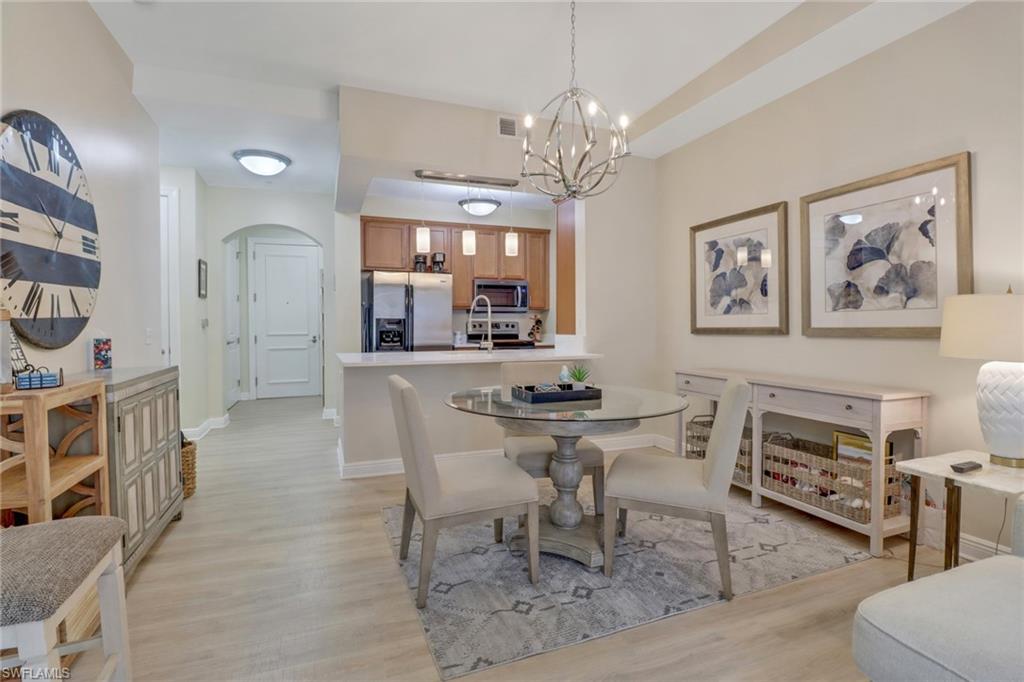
93,2 -> 796,120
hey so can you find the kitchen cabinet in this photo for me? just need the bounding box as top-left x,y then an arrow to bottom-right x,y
471,229 -> 501,279
451,228 -> 475,309
361,216 -> 550,311
362,219 -> 409,271
525,231 -> 549,310
501,231 -> 527,280
409,225 -> 450,272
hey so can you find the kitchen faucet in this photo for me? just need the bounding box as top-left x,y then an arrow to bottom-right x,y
468,295 -> 494,353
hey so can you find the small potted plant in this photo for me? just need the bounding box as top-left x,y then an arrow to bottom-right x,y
568,364 -> 591,391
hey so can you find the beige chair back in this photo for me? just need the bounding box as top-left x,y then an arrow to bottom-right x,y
702,379 -> 752,494
388,375 -> 442,516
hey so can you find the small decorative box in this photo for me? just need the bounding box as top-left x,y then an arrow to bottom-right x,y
511,383 -> 602,404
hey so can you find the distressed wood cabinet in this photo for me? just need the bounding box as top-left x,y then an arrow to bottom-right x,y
91,366 -> 183,575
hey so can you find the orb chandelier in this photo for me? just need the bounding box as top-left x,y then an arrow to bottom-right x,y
521,0 -> 630,200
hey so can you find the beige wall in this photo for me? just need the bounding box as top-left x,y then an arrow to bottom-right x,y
159,167 -> 209,428
2,2 -> 162,374
655,3 -> 1023,544
204,186 -> 338,417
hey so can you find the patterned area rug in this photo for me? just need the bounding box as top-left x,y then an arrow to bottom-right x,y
382,482 -> 870,679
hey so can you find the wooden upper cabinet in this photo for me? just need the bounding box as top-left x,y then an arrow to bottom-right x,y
472,229 -> 501,279
500,230 -> 527,280
525,231 -> 549,310
450,228 -> 474,309
362,219 -> 409,271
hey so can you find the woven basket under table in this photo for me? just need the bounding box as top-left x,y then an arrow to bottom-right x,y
685,415 -> 753,485
761,435 -> 900,525
181,439 -> 197,498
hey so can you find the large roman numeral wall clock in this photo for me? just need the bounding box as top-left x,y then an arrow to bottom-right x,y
0,110 -> 100,349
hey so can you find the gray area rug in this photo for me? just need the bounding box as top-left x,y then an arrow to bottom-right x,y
382,482 -> 870,679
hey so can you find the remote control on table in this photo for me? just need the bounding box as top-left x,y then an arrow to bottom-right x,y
950,461 -> 982,474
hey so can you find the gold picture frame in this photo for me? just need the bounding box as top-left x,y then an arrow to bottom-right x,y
832,430 -> 893,462
689,201 -> 789,335
800,152 -> 973,338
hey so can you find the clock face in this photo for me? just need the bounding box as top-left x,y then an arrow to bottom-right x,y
0,110 -> 100,349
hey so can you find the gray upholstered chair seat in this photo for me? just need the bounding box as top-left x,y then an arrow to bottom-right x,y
606,453 -> 723,513
431,457 -> 539,518
853,555 -> 1024,681
504,436 -> 605,472
0,517 -> 127,627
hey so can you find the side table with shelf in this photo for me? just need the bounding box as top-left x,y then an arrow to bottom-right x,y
676,369 -> 929,556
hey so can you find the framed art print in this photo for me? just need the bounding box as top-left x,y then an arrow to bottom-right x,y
801,152 -> 972,338
690,201 -> 788,335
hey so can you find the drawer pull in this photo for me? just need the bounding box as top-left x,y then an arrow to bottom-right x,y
768,392 -> 776,398
845,404 -> 853,411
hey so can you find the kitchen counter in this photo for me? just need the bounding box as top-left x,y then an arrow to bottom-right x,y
337,348 -> 596,368
335,348 -> 602,477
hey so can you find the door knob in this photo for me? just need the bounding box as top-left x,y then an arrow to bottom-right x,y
311,335 -> 318,343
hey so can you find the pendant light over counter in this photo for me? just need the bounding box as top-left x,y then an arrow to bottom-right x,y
416,178 -> 431,253
504,189 -> 518,257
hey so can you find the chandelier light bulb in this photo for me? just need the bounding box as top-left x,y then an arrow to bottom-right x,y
761,249 -> 772,269
587,101 -> 598,116
523,114 -> 534,129
736,246 -> 749,267
619,114 -> 629,129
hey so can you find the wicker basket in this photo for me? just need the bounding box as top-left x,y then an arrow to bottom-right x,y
761,434 -> 900,524
685,415 -> 753,485
181,439 -> 197,499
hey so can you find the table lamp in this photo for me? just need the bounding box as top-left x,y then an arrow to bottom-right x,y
940,291 -> 1024,467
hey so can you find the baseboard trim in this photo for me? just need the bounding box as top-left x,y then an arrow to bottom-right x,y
339,433 -> 675,480
959,532 -> 1001,562
182,413 -> 230,441
239,392 -> 251,401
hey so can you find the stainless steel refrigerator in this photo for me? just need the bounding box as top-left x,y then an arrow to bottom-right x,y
361,271 -> 453,351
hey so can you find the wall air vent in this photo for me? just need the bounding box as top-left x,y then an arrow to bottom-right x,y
498,116 -> 518,138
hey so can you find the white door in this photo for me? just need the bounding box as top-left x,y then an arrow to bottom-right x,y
158,189 -> 180,367
223,238 -> 242,409
251,241 -> 322,398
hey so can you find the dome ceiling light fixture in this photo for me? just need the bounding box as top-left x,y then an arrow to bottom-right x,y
521,0 -> 630,200
459,197 -> 502,217
233,149 -> 291,177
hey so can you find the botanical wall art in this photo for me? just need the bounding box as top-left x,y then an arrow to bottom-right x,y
690,202 -> 788,334
801,152 -> 972,337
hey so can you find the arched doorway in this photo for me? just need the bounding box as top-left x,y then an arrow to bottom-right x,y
222,224 -> 324,409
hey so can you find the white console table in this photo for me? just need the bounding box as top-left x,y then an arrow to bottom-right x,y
676,369 -> 929,556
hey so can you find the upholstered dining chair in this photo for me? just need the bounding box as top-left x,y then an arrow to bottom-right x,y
602,378 -> 751,599
496,362 -> 606,542
388,375 -> 540,608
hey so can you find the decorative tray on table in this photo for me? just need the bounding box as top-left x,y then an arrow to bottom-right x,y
511,383 -> 602,404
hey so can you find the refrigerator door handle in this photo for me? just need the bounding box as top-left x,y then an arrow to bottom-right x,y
405,283 -> 413,351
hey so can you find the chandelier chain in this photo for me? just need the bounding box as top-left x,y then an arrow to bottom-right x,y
569,0 -> 576,86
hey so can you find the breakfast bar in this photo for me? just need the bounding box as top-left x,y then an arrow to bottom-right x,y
336,349 -> 600,478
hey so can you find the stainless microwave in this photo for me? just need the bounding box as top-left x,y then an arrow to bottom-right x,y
473,279 -> 529,312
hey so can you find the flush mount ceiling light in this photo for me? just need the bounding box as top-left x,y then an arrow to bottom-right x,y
521,0 -> 630,200
232,149 -> 291,177
459,197 -> 502,217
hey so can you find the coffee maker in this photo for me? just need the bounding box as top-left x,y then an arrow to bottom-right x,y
431,252 -> 446,273
413,254 -> 428,272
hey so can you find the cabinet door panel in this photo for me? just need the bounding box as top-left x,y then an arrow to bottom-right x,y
501,230 -> 527,280
141,462 -> 158,530
156,447 -> 171,514
123,476 -> 144,553
169,442 -> 182,500
451,228 -> 474,309
168,387 -> 179,435
472,230 -> 501,279
155,390 -> 167,446
118,401 -> 141,475
139,395 -> 156,463
362,221 -> 409,271
526,231 -> 549,310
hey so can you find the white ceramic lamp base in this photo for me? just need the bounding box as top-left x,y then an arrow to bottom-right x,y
977,361 -> 1024,467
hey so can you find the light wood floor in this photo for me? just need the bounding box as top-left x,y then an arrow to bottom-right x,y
74,396 -> 940,681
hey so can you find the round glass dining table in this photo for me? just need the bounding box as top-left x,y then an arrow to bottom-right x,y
446,385 -> 687,567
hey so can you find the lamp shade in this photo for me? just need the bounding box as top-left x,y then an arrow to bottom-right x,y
940,294 -> 1024,362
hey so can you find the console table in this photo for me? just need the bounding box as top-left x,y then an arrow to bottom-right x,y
676,369 -> 929,556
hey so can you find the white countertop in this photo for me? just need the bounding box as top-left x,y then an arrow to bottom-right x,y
337,348 -> 601,368
896,451 -> 1024,496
